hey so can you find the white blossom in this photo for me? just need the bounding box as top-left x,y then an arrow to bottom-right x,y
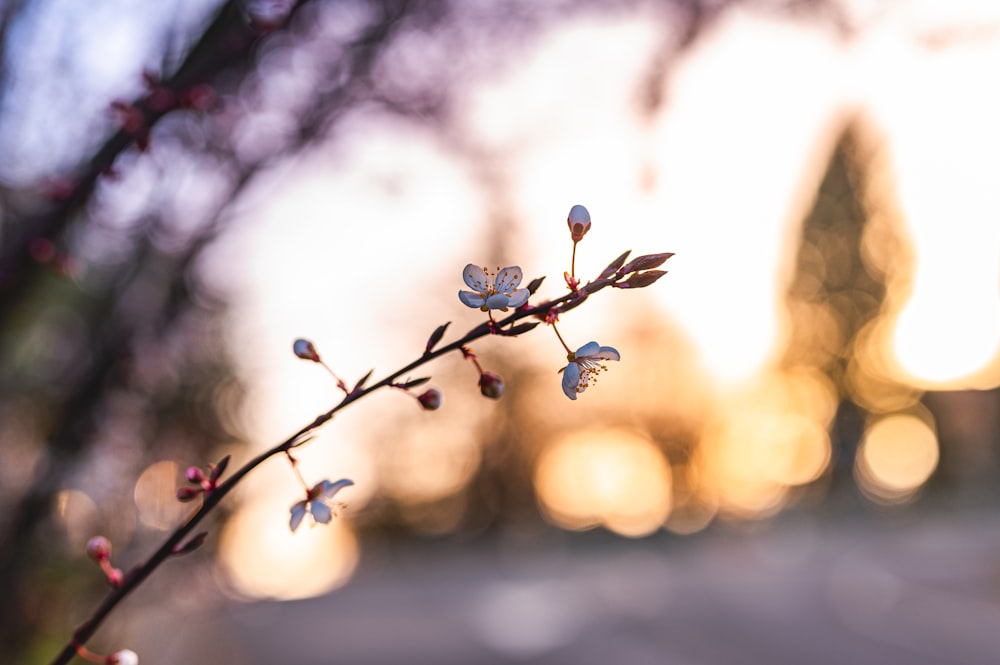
289,479 -> 353,532
458,264 -> 529,311
561,342 -> 620,400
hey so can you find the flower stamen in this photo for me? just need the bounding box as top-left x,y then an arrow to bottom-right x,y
559,341 -> 620,400
459,264 -> 530,312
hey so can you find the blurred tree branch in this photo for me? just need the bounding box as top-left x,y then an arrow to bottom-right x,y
0,0 -> 301,313
0,0 -> 441,658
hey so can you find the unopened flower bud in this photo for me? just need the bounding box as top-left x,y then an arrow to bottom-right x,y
86,536 -> 112,562
185,466 -> 206,484
107,649 -> 139,665
567,205 -> 592,242
479,372 -> 505,399
293,338 -> 321,362
417,388 -> 443,411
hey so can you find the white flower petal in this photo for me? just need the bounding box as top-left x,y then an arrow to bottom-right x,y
573,341 -> 621,362
595,346 -> 621,361
568,205 -> 591,225
289,502 -> 307,532
485,293 -> 510,310
506,288 -> 529,309
108,649 -> 139,665
310,501 -> 333,524
561,362 -> 581,400
494,266 -> 523,293
463,264 -> 489,291
321,478 -> 355,499
459,290 -> 486,308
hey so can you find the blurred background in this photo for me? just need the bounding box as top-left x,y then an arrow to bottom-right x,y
2,0 -> 1000,663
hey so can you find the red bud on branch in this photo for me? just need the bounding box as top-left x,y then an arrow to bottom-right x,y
417,389 -> 443,410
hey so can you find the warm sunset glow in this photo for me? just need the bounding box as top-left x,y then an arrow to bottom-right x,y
13,5 -> 1000,664
892,288 -> 1000,386
847,322 -> 925,414
378,417 -> 481,504
855,411 -> 939,503
218,498 -> 359,600
210,1 -> 1000,544
663,464 -> 718,536
858,25 -> 1000,389
645,11 -> 847,384
695,371 -> 833,518
534,428 -> 672,538
134,460 -> 188,530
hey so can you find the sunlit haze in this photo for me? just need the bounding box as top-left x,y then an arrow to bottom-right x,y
10,4 -> 1000,664
196,3 -> 1000,597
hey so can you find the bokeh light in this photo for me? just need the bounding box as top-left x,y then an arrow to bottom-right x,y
534,427 -> 672,538
695,370 -> 835,518
378,412 -> 482,505
134,460 -> 188,530
663,464 -> 718,536
218,498 -> 359,600
855,410 -> 940,503
858,16 -> 1000,389
892,296 -> 1000,387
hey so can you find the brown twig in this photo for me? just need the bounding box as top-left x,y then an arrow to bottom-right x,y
48,265 -> 652,665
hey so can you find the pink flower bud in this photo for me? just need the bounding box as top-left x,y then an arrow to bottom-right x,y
86,536 -> 112,562
293,338 -> 321,362
185,466 -> 206,484
567,205 -> 592,242
107,649 -> 139,665
417,389 -> 443,410
479,372 -> 504,399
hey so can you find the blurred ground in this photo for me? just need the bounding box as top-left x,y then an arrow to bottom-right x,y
141,508 -> 1000,665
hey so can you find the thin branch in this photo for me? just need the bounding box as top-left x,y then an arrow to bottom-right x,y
46,266 -> 637,665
